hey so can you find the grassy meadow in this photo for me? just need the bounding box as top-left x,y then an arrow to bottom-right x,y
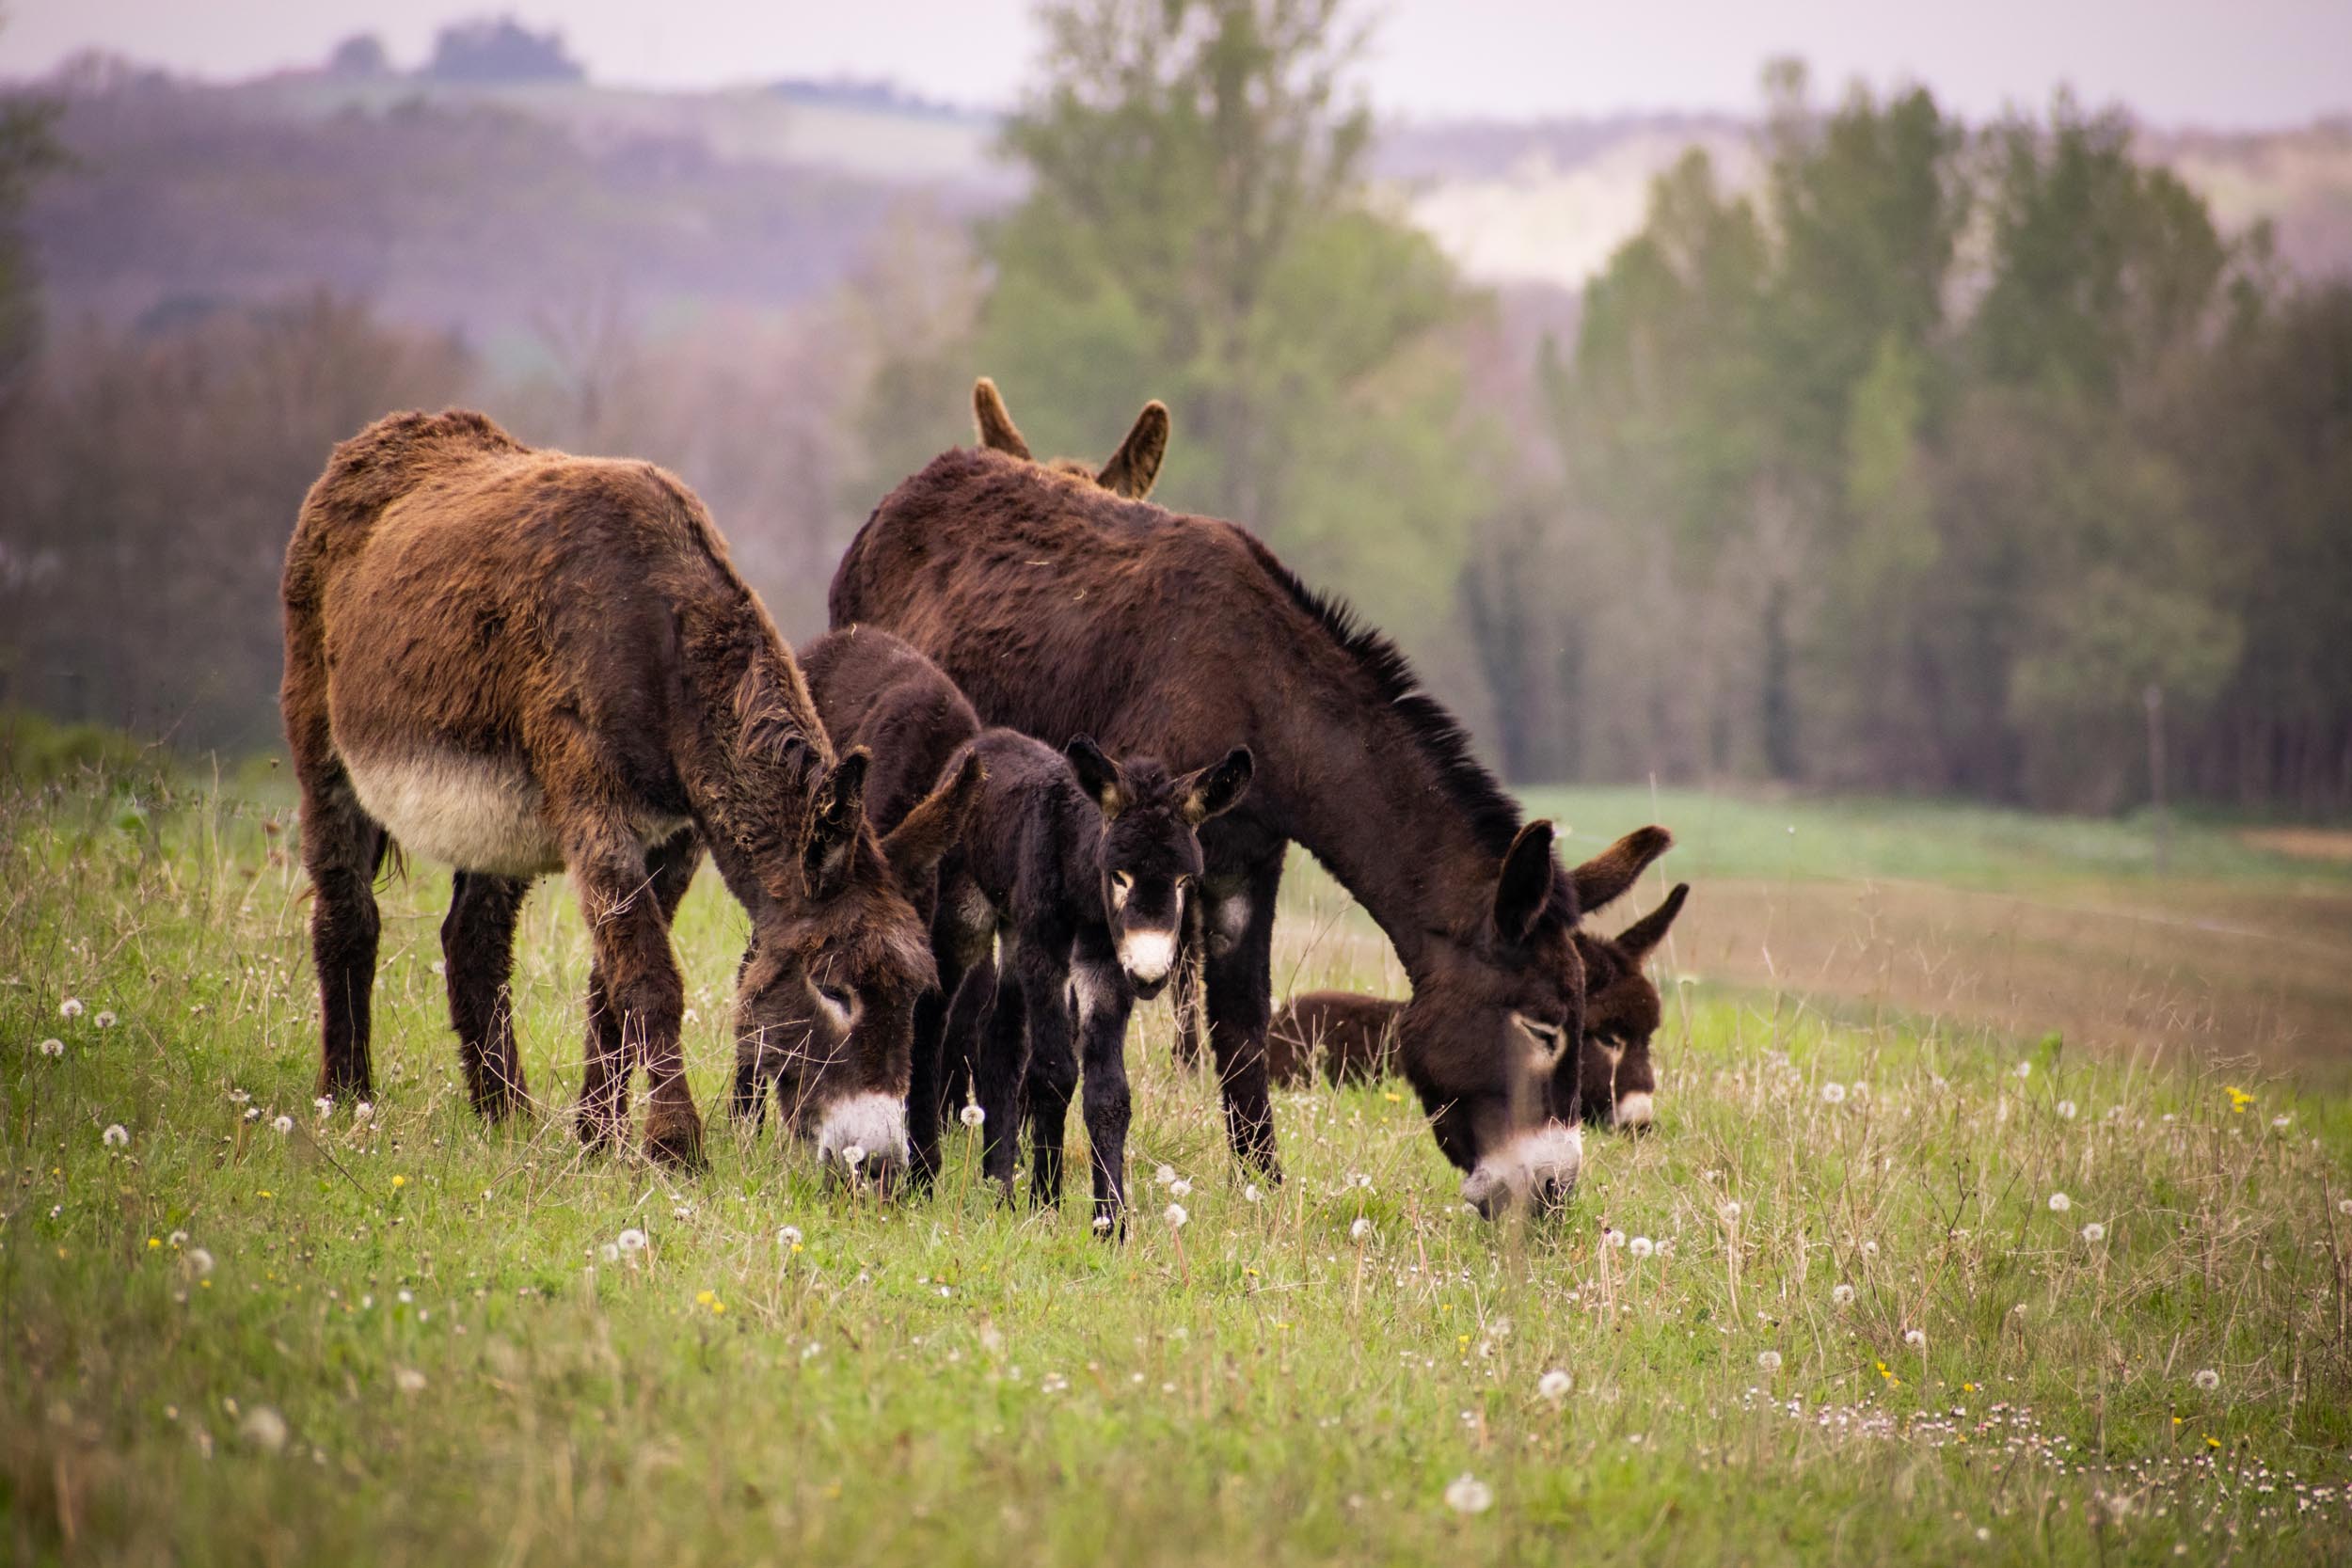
5,766 -> 2352,1565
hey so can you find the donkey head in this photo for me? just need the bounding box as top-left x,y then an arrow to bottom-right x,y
973,377 -> 1169,500
1396,823 -> 1674,1217
1065,737 -> 1252,1000
1572,882 -> 1688,1132
735,747 -> 982,1181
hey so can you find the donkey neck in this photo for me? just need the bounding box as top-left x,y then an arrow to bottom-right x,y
1254,694 -> 1514,981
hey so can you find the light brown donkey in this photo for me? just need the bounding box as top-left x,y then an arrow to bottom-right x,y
280,409 -> 975,1172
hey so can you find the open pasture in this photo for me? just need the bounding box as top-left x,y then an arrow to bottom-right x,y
6,771 -> 2351,1566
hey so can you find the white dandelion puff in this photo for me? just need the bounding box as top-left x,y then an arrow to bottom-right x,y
841,1145 -> 866,1169
616,1227 -> 649,1255
777,1226 -> 803,1248
599,1243 -> 620,1263
1155,1164 -> 1177,1188
58,998 -> 84,1019
314,1097 -> 334,1119
1602,1227 -> 1628,1248
2047,1192 -> 2072,1213
94,1010 -> 118,1029
1756,1350 -> 1783,1372
1820,1082 -> 1846,1104
1536,1370 -> 1571,1402
1832,1283 -> 1855,1307
272,1114 -> 294,1135
167,1229 -> 187,1247
1168,1178 -> 1193,1198
39,1037 -> 64,1057
354,1102 -> 373,1124
1904,1328 -> 1927,1349
1628,1235 -> 1656,1259
960,1103 -> 985,1128
2080,1222 -> 2106,1243
244,1107 -> 261,1122
1718,1200 -> 1742,1223
2057,1100 -> 2077,1120
1243,1183 -> 1263,1204
238,1405 -> 289,1453
187,1247 -> 215,1276
393,1368 -> 427,1394
229,1088 -> 249,1104
2339,1198 -> 2352,1217
1860,1239 -> 1880,1259
1443,1474 -> 1494,1514
2193,1369 -> 2220,1392
2014,1060 -> 2032,1079
102,1123 -> 129,1148
1349,1216 -> 1372,1242
1165,1203 -> 1188,1229
2272,1115 -> 2291,1130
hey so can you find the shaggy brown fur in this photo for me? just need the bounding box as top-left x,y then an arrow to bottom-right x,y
281,409 -> 976,1173
830,383 -> 1674,1212
1267,881 -> 1691,1131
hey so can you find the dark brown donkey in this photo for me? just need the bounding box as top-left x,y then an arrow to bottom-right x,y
1267,879 -> 1691,1130
831,380 -> 1674,1213
281,409 -> 976,1172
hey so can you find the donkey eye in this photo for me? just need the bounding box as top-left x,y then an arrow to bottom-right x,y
1514,1012 -> 1562,1046
1112,871 -> 1134,893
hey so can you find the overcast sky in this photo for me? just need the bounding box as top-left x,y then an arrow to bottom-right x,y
4,1 -> 2346,128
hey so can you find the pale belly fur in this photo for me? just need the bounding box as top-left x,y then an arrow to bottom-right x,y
343,749 -> 687,878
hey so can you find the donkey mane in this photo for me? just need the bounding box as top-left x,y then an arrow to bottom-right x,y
1228,531 -> 1544,886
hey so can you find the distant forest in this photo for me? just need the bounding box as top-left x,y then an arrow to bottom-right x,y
2,5 -> 2346,816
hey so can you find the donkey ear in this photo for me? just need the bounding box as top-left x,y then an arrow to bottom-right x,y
1615,882 -> 1689,960
1064,735 -> 1127,818
1096,400 -> 1170,499
1570,826 -> 1673,917
1492,818 -> 1557,945
802,749 -> 871,901
881,749 -> 982,885
1180,746 -> 1253,825
973,377 -> 1032,460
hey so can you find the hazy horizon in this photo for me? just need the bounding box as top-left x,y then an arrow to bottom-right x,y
4,0 -> 2349,130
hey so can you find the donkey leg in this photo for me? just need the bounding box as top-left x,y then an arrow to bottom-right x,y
299,772 -> 389,1102
972,940 -> 1030,1200
567,825 -> 701,1170
1170,895 -> 1207,1070
442,871 -> 533,1119
912,879 -> 993,1188
1072,929 -> 1134,1235
1201,855 -> 1285,1181
1017,942 -> 1079,1210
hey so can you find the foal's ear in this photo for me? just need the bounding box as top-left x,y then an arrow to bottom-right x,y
1064,735 -> 1128,818
1615,882 -> 1689,960
973,377 -> 1032,461
1180,746 -> 1253,825
1096,400 -> 1170,499
1492,818 -> 1558,945
802,749 -> 872,901
1570,826 -> 1673,917
882,750 -> 983,885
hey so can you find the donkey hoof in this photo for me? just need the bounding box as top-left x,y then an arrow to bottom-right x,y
575,1110 -> 625,1154
644,1117 -> 707,1172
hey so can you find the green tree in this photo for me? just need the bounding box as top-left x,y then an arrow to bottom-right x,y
0,50 -> 62,398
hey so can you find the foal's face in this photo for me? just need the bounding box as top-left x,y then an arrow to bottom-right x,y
1573,882 -> 1687,1132
1066,741 -> 1253,1001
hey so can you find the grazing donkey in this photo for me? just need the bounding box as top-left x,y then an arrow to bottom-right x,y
945,728 -> 1251,1225
831,379 -> 1673,1213
1266,879 -> 1691,1131
280,409 -> 976,1173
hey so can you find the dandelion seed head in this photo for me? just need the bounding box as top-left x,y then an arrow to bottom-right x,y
1155,1164 -> 1177,1188
1628,1235 -> 1656,1259
272,1114 -> 294,1135
58,998 -> 83,1019
2047,1192 -> 2072,1213
167,1229 -> 187,1247
102,1123 -> 129,1148
1832,1283 -> 1855,1306
39,1037 -> 64,1057
1904,1328 -> 1927,1349
960,1103 -> 985,1128
1860,1240 -> 1879,1258
354,1101 -> 373,1123
314,1097 -> 333,1118
1443,1474 -> 1493,1514
1165,1203 -> 1188,1229
616,1227 -> 648,1255
1537,1370 -> 1571,1402
777,1226 -> 803,1248
1756,1350 -> 1783,1371
2194,1369 -> 2220,1392
2057,1100 -> 2077,1119
2014,1060 -> 2031,1079
238,1405 -> 289,1453
187,1247 -> 215,1276
1820,1082 -> 1846,1104
2081,1222 -> 2106,1243
393,1368 -> 426,1394
1168,1178 -> 1192,1198
841,1145 -> 866,1169
1349,1216 -> 1371,1241
600,1243 -> 620,1263
1603,1227 -> 1628,1248
1243,1184 -> 1263,1204
94,1010 -> 118,1029
1718,1200 -> 1742,1222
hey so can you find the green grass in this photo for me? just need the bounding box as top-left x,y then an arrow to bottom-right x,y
1530,785 -> 2352,890
6,772 -> 2352,1566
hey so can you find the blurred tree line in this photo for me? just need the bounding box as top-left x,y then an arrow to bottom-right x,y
1524,65 -> 2352,814
2,4 -> 2346,816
